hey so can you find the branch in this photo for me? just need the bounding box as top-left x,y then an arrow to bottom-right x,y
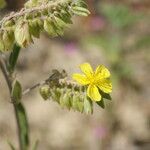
0,54 -> 12,92
0,0 -> 70,27
23,69 -> 67,95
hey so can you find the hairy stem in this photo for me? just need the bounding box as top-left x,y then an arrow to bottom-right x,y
0,51 -> 29,150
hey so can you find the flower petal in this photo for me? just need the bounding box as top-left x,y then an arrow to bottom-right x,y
95,65 -> 110,78
79,63 -> 93,76
72,73 -> 89,85
87,85 -> 101,101
97,79 -> 112,93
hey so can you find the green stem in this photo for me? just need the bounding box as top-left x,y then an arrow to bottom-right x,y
0,45 -> 29,150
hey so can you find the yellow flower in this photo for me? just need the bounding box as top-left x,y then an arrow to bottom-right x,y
72,63 -> 112,101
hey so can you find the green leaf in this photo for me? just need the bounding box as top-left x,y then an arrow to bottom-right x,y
11,80 -> 22,104
96,99 -> 105,109
32,140 -> 39,150
15,103 -> 29,150
7,141 -> 16,150
84,97 -> 93,114
100,90 -> 112,100
8,44 -> 21,73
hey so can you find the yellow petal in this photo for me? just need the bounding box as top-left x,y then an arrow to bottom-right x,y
95,65 -> 110,78
72,73 -> 89,85
87,85 -> 101,101
97,79 -> 112,93
79,63 -> 93,76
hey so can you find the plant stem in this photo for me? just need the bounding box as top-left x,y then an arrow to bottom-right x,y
0,49 -> 29,150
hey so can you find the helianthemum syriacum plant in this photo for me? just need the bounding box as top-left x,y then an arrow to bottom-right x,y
0,0 -> 112,150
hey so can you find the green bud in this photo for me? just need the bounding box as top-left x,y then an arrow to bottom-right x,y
3,29 -> 14,51
72,93 -> 84,112
76,95 -> 84,113
44,18 -> 57,36
39,85 -> 50,100
54,15 -> 68,29
72,93 -> 79,111
37,19 -> 44,29
15,20 -> 33,48
72,6 -> 90,16
60,89 -> 71,109
0,29 -> 14,52
84,97 -> 93,114
50,87 -> 61,103
29,19 -> 41,38
60,9 -> 73,24
75,0 -> 88,8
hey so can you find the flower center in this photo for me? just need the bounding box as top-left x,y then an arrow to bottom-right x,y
88,74 -> 98,85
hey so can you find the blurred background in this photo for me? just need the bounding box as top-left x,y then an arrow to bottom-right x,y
0,0 -> 150,150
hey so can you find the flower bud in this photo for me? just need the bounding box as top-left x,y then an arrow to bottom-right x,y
60,89 -> 71,109
3,29 -> 14,51
39,85 -> 50,100
50,87 -> 61,103
44,18 -> 57,36
0,29 -> 14,52
84,97 -> 93,114
15,20 -> 33,48
29,19 -> 41,38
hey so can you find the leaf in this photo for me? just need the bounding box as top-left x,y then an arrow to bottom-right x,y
32,140 -> 39,150
11,80 -> 22,104
7,141 -> 16,150
100,90 -> 112,100
8,44 -> 21,73
15,103 -> 29,150
96,99 -> 105,109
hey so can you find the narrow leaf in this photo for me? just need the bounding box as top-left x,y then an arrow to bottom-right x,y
8,44 -> 21,73
7,141 -> 16,150
100,90 -> 112,100
15,103 -> 29,150
96,99 -> 105,109
11,80 -> 22,104
32,140 -> 39,150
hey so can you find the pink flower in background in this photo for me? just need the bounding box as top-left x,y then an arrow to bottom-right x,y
90,16 -> 105,31
93,125 -> 108,139
64,42 -> 78,55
